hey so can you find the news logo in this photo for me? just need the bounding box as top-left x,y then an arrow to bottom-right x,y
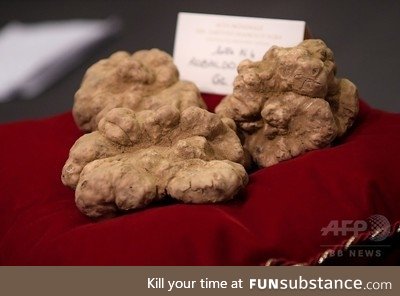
321,214 -> 390,241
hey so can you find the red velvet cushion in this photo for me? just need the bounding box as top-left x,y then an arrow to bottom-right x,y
0,95 -> 399,265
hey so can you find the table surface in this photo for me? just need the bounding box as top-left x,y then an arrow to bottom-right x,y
0,0 -> 399,124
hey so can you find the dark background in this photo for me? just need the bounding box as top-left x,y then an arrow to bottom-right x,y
0,0 -> 399,124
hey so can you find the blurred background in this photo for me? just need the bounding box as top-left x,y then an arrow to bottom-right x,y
0,0 -> 399,124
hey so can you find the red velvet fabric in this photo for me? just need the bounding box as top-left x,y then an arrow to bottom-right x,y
0,95 -> 399,265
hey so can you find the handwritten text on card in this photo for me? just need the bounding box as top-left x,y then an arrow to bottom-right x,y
173,13 -> 306,95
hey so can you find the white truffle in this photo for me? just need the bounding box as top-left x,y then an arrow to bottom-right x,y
62,106 -> 248,218
73,49 -> 206,131
216,39 -> 359,167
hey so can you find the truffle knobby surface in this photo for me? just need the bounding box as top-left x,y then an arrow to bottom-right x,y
62,106 -> 248,218
73,49 -> 206,131
216,39 -> 359,167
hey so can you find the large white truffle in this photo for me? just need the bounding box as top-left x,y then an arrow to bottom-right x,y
62,106 -> 248,218
216,39 -> 359,167
73,49 -> 206,131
